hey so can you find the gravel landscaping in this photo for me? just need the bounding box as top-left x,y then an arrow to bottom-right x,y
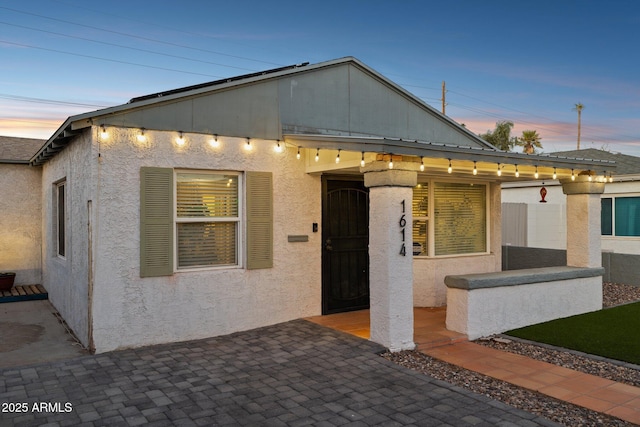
382,283 -> 640,427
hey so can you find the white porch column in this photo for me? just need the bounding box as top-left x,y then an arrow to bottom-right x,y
363,160 -> 418,352
561,175 -> 605,268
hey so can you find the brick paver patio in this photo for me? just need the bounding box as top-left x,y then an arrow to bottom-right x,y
0,320 -> 558,426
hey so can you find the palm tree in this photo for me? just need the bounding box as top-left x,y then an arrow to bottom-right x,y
479,121 -> 516,151
517,130 -> 542,154
573,103 -> 584,150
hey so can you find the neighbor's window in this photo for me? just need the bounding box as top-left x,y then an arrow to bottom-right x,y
56,181 -> 66,257
413,181 -> 487,257
602,196 -> 640,237
176,172 -> 240,268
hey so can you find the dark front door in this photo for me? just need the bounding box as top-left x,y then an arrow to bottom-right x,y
322,177 -> 370,314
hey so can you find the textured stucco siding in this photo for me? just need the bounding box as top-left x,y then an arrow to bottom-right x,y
0,164 -> 42,284
91,128 -> 321,353
41,131 -> 95,347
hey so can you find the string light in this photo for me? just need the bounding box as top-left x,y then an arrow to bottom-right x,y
335,149 -> 341,164
360,151 -> 365,167
420,156 -> 425,172
244,137 -> 252,151
515,164 -> 519,178
473,161 -> 477,175
447,159 -> 452,174
176,131 -> 185,146
571,169 -> 575,181
100,125 -> 108,139
209,134 -> 219,148
315,148 -> 320,162
552,167 -> 557,180
296,146 -> 301,160
534,165 -> 539,179
274,140 -> 283,153
388,154 -> 394,169
497,163 -> 502,177
609,173 -> 613,183
136,128 -> 146,143
588,174 -> 592,182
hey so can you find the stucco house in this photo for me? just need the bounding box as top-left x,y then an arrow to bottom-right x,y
5,57 -> 613,352
0,136 -> 45,285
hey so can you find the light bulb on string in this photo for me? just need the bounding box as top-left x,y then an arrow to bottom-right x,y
473,161 -> 478,175
388,154 -> 394,169
497,163 -> 502,177
315,148 -> 320,162
420,157 -> 425,172
360,152 -> 365,167
100,125 -> 108,139
534,165 -> 539,179
137,128 -> 146,143
209,134 -> 219,148
335,149 -> 341,164
571,169 -> 575,181
274,140 -> 284,153
296,146 -> 301,160
447,159 -> 452,174
515,165 -> 520,178
244,138 -> 252,151
176,131 -> 185,146
552,167 -> 557,180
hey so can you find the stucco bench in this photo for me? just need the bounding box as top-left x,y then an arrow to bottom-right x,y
444,266 -> 605,340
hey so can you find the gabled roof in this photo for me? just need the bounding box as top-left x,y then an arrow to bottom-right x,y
29,57 -> 614,174
0,135 -> 46,164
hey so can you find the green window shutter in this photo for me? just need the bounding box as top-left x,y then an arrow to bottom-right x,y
246,171 -> 273,269
140,167 -> 174,277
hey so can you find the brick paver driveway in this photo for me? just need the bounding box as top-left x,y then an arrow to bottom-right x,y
0,320 -> 558,426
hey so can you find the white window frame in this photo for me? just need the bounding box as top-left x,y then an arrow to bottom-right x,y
413,178 -> 490,258
173,170 -> 243,271
601,193 -> 640,239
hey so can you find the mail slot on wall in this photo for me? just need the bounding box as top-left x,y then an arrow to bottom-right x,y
288,235 -> 309,243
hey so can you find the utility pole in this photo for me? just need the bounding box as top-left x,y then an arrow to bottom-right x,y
441,81 -> 446,115
573,103 -> 584,150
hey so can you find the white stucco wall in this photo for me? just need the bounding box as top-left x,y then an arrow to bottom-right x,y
90,128 -> 321,352
446,276 -> 603,340
41,131 -> 95,347
0,164 -> 42,284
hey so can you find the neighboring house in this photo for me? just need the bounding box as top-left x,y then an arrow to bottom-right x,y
5,57 -> 609,352
0,136 -> 45,285
502,148 -> 640,254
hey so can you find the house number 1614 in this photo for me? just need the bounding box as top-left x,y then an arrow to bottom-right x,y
399,200 -> 407,256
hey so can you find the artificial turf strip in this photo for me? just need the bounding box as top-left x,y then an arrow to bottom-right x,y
505,301 -> 640,365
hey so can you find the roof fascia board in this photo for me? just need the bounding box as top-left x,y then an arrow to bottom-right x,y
283,134 -> 616,170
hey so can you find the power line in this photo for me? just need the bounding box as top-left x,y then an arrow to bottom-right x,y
0,39 -> 226,78
0,93 -> 111,108
0,6 -> 284,67
0,21 -> 260,73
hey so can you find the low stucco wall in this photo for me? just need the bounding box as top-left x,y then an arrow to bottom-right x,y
445,267 -> 603,339
0,164 -> 42,284
413,254 -> 499,306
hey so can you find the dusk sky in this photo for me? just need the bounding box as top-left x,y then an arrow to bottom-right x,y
2,0 -> 639,155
